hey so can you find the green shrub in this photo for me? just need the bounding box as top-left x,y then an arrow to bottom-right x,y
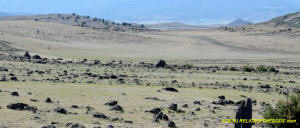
269,66 -> 278,73
243,65 -> 255,72
263,94 -> 300,128
256,65 -> 268,72
229,67 -> 238,71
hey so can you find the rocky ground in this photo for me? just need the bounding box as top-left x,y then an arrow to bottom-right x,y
0,51 -> 299,128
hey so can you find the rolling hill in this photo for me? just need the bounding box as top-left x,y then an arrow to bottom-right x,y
0,13 -> 148,32
260,12 -> 300,28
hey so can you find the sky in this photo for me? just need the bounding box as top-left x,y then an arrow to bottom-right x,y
0,0 -> 299,25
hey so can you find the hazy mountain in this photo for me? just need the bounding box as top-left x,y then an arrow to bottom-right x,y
146,22 -> 211,30
0,11 -> 10,17
227,19 -> 252,26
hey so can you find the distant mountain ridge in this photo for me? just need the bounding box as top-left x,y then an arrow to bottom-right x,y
0,11 -> 11,17
146,22 -> 214,30
227,19 -> 252,26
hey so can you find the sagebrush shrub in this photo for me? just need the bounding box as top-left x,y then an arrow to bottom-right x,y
263,94 -> 300,128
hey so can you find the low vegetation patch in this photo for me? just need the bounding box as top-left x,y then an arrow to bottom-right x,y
256,65 -> 268,72
242,65 -> 255,72
263,94 -> 300,128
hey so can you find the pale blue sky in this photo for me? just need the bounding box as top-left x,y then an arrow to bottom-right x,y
0,0 -> 299,25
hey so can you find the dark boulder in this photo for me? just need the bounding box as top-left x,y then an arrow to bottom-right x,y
212,99 -> 235,106
66,123 -> 86,128
54,107 -> 68,114
124,120 -> 133,124
156,60 -> 167,68
71,105 -> 80,109
10,91 -> 19,96
193,101 -> 202,105
182,104 -> 189,108
168,121 -> 176,128
10,76 -> 18,81
169,103 -> 177,111
163,87 -> 179,92
110,105 -> 124,112
7,103 -> 37,112
105,101 -> 118,106
32,55 -> 41,59
218,95 -> 226,100
93,112 -> 108,119
153,112 -> 164,122
24,51 -> 31,59
110,75 -> 118,79
41,125 -> 56,128
45,97 -> 53,103
149,108 -> 161,114
162,114 -> 169,121
30,99 -> 39,102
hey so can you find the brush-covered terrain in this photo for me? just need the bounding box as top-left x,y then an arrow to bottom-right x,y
0,13 -> 300,128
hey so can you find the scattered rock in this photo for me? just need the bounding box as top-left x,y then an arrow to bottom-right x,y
71,105 -> 80,109
110,105 -> 124,112
162,114 -> 169,121
10,76 -> 18,81
105,101 -> 118,106
30,99 -> 39,102
10,91 -> 19,96
168,121 -> 176,128
153,112 -> 163,122
145,97 -> 164,101
124,120 -> 133,124
195,107 -> 201,111
93,112 -> 108,119
169,103 -> 177,111
193,101 -> 202,105
148,108 -> 161,114
24,51 -> 31,59
110,75 -> 118,79
45,97 -> 53,103
54,107 -> 68,114
7,103 -> 37,112
163,87 -> 179,92
66,123 -> 86,128
182,104 -> 189,108
41,125 -> 56,128
218,95 -> 225,100
32,55 -> 41,59
212,99 -> 235,106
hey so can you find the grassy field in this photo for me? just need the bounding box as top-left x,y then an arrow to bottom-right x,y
0,19 -> 300,128
0,82 -> 286,128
